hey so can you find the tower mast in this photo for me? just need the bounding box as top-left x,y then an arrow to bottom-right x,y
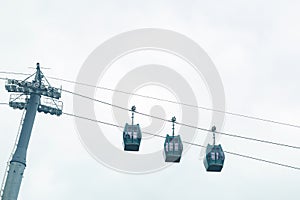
1,63 -> 63,200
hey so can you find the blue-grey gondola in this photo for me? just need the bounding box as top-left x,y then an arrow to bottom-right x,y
123,106 -> 142,151
163,116 -> 183,162
203,126 -> 225,172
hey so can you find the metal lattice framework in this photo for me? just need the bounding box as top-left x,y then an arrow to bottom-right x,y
4,64 -> 63,116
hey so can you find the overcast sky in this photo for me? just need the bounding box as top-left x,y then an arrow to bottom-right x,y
1,1 -> 300,199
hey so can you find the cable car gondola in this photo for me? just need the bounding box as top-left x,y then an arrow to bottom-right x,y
203,126 -> 225,172
123,106 -> 142,151
163,116 -> 183,163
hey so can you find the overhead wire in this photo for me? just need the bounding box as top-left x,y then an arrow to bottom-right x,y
1,73 -> 300,150
63,111 -> 300,171
0,70 -> 300,171
0,70 -> 300,129
63,89 -> 300,150
0,71 -> 31,76
50,76 -> 300,129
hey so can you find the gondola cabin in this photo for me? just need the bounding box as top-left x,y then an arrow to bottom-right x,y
163,134 -> 183,162
203,144 -> 225,172
123,123 -> 142,151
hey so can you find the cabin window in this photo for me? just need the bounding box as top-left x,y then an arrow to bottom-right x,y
126,132 -> 132,138
169,143 -> 173,151
125,133 -> 130,139
216,152 -> 219,160
175,143 -> 179,151
211,152 -> 215,160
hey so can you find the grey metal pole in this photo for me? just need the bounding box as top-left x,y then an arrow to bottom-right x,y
212,126 -> 216,146
2,67 -> 41,200
131,106 -> 136,143
171,116 -> 176,154
171,116 -> 176,137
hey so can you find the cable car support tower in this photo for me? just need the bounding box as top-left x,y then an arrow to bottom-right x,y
1,63 -> 63,200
